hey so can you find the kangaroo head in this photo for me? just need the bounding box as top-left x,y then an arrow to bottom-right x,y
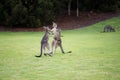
43,26 -> 51,34
52,22 -> 57,28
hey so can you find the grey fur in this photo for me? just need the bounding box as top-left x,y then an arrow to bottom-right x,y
103,25 -> 116,32
51,22 -> 65,54
39,26 -> 51,57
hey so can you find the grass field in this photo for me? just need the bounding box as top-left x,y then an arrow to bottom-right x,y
0,16 -> 120,80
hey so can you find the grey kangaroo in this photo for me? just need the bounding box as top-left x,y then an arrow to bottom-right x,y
51,22 -> 65,54
38,26 -> 51,57
103,25 -> 116,32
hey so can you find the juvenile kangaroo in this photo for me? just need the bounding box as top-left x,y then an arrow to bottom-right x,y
103,25 -> 116,32
51,22 -> 65,54
38,26 -> 51,57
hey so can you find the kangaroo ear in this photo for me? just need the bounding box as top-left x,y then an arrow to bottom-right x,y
53,22 -> 57,28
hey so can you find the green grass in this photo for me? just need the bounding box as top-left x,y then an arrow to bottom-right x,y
0,16 -> 120,80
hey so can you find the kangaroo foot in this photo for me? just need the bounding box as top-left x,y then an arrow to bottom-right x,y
44,53 -> 47,56
47,53 -> 52,57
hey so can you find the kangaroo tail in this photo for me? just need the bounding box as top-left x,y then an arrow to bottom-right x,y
39,44 -> 43,57
35,44 -> 43,57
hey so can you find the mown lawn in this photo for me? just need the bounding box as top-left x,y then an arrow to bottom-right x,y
0,16 -> 120,80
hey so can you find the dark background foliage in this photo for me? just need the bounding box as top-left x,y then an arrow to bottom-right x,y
0,0 -> 119,28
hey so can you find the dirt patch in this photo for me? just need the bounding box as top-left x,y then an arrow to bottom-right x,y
0,10 -> 120,32
56,10 -> 120,30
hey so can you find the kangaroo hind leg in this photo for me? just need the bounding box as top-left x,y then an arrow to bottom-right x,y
59,43 -> 65,54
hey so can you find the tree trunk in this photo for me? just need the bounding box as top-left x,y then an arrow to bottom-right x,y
77,0 -> 79,17
68,0 -> 72,16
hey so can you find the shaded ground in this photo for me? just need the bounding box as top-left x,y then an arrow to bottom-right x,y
56,10 -> 120,30
0,10 -> 120,31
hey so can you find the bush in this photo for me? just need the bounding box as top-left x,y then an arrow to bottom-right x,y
0,0 -> 119,28
98,0 -> 118,12
0,0 -> 55,28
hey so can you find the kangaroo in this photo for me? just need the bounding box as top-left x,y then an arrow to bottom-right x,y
103,25 -> 116,32
37,26 -> 51,57
51,22 -> 65,54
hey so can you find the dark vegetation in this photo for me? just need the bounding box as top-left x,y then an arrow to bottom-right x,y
0,0 -> 120,28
